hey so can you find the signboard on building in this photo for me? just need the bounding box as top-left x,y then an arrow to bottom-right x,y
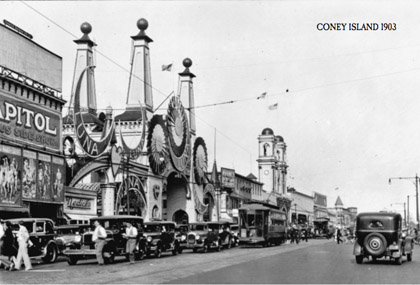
0,95 -> 62,151
0,22 -> 62,91
314,192 -> 327,207
221,167 -> 235,188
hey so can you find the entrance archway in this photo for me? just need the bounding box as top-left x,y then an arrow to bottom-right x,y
173,209 -> 189,224
165,173 -> 188,222
203,192 -> 215,221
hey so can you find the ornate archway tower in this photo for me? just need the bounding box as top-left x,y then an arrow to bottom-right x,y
71,23 -> 97,115
275,135 -> 288,195
125,18 -> 154,120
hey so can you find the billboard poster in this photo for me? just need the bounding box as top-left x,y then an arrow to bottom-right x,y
51,156 -> 65,203
0,145 -> 21,205
221,167 -> 235,188
22,150 -> 37,200
36,153 -> 52,201
314,192 -> 327,207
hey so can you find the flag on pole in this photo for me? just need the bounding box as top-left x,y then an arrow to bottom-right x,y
257,92 -> 267,99
162,63 -> 173,71
268,103 -> 278,110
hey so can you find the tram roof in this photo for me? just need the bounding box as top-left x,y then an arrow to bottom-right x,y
239,204 -> 283,212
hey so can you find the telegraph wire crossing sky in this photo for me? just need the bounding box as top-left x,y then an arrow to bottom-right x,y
3,1 -> 420,214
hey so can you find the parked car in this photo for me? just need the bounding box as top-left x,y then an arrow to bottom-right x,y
175,224 -> 189,252
54,224 -> 91,255
353,212 -> 414,265
63,215 -> 146,265
143,221 -> 181,258
186,221 -> 234,253
7,218 -> 59,263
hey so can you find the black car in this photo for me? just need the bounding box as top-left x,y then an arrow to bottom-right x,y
7,218 -> 59,263
143,221 -> 181,258
353,212 -> 413,265
63,215 -> 146,265
175,224 -> 189,252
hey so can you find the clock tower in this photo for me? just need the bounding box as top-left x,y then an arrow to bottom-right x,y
257,128 -> 288,194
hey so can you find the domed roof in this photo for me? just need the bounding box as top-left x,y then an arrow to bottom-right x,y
261,128 -> 274,135
276,135 -> 284,142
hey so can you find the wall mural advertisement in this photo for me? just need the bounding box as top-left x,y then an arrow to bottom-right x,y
22,150 -> 37,200
0,145 -> 22,206
51,156 -> 65,203
36,153 -> 52,201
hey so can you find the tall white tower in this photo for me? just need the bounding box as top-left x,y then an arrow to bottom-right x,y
257,128 -> 288,194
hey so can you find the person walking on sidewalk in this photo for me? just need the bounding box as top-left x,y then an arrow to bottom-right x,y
92,220 -> 107,265
13,221 -> 32,271
124,222 -> 138,264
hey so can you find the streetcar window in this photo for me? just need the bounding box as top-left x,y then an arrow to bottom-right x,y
255,214 -> 263,226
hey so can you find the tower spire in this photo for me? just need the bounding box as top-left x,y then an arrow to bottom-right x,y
178,58 -> 196,135
70,22 -> 97,115
124,18 -> 154,120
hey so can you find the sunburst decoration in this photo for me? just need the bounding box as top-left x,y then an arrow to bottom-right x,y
193,137 -> 208,185
167,96 -> 188,157
147,115 -> 168,175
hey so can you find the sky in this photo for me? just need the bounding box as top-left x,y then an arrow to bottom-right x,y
3,0 -> 420,216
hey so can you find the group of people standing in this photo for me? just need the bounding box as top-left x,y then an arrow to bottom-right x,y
0,219 -> 32,271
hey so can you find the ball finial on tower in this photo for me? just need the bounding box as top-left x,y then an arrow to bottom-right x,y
137,18 -> 148,31
80,22 -> 92,35
183,58 -> 192,69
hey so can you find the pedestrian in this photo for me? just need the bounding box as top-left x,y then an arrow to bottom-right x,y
92,220 -> 107,265
0,220 -> 5,254
0,221 -> 18,270
303,229 -> 308,242
13,221 -> 32,271
124,222 -> 138,264
336,228 -> 342,245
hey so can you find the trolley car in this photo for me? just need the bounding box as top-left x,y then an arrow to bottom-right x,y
238,203 -> 287,246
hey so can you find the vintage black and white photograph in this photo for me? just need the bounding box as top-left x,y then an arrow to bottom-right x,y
1,1 -> 420,284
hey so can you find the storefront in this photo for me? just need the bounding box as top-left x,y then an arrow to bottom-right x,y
63,186 -> 97,224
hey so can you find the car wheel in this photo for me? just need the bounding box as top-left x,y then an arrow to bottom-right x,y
43,244 -> 58,263
67,256 -> 78,265
178,247 -> 183,254
363,233 -> 387,256
103,251 -> 115,264
355,255 -> 363,264
407,252 -> 413,262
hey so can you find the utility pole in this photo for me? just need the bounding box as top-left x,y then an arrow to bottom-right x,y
389,174 -> 419,232
391,202 -> 407,227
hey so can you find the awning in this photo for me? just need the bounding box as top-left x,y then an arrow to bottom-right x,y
64,213 -> 97,221
0,206 -> 29,213
314,217 -> 330,223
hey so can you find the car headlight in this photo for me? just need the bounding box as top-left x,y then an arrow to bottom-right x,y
147,236 -> 152,242
195,235 -> 200,240
181,235 -> 186,241
74,236 -> 81,243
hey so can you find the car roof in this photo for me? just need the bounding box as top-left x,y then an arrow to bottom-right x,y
357,212 -> 401,219
7,218 -> 54,224
91,215 -> 143,221
189,222 -> 207,225
145,221 -> 176,225
54,224 -> 90,229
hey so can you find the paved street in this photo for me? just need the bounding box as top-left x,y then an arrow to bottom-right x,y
1,238 -> 419,284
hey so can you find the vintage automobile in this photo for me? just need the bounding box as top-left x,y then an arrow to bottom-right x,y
54,224 -> 91,255
230,223 -> 240,247
7,218 -> 59,263
186,221 -> 233,253
175,224 -> 189,252
143,221 -> 181,258
63,215 -> 146,265
353,212 -> 414,265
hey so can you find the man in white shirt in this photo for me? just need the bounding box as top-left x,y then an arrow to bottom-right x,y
92,220 -> 107,265
13,221 -> 32,271
124,222 -> 138,264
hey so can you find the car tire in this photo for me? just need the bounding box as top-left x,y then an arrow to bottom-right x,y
103,251 -> 115,264
355,255 -> 363,264
43,244 -> 58,263
407,252 -> 412,262
67,256 -> 78,265
363,233 -> 387,256
177,247 -> 183,254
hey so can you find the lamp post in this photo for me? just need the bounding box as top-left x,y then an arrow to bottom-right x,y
389,174 -> 419,232
390,203 -> 407,227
